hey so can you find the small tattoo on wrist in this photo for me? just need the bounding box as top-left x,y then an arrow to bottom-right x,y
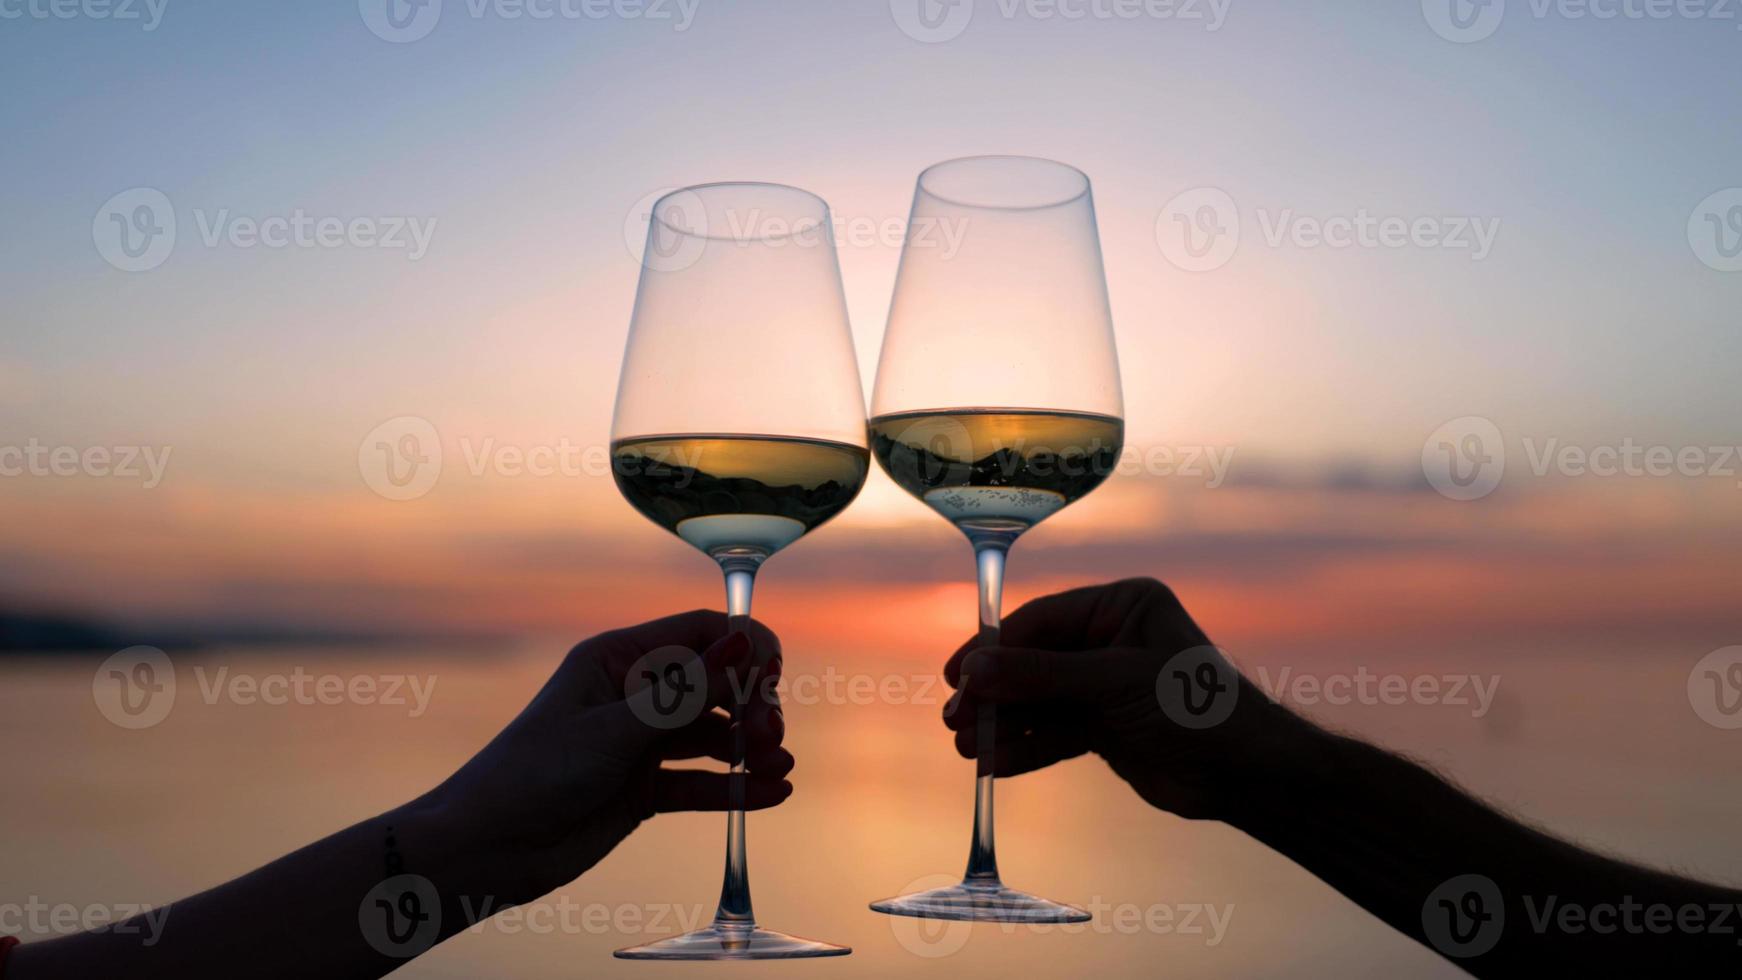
384,823 -> 405,877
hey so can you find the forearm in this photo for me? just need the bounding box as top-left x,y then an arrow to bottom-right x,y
9,794 -> 500,980
1223,717 -> 1742,976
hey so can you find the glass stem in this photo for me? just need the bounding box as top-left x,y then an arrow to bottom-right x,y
713,556 -> 761,932
964,529 -> 1017,885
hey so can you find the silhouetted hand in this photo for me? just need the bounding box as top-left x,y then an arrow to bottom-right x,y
944,578 -> 1290,820
6,610 -> 795,980
942,579 -> 1742,978
427,610 -> 792,904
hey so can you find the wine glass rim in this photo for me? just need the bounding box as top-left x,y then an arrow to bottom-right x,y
650,181 -> 833,243
915,155 -> 1092,212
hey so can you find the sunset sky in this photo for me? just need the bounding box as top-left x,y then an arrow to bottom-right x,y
3,0 -> 1740,659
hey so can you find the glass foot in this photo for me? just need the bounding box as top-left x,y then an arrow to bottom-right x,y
614,923 -> 851,960
870,880 -> 1090,923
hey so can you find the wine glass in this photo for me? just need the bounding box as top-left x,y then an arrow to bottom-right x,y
867,156 -> 1123,922
611,182 -> 866,959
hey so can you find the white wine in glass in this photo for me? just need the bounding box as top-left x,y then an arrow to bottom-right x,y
611,182 -> 866,959
613,435 -> 867,557
869,410 -> 1121,532
868,156 -> 1124,923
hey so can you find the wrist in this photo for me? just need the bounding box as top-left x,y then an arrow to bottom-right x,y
1210,694 -> 1335,832
384,793 -> 513,907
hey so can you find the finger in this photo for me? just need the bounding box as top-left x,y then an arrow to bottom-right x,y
941,692 -> 1050,733
700,631 -> 757,713
1000,579 -> 1160,648
961,645 -> 1158,702
950,705 -> 1088,752
736,657 -> 783,735
660,712 -> 793,779
660,711 -> 734,761
943,633 -> 986,690
745,702 -> 784,750
583,632 -> 753,755
1002,578 -> 1207,653
745,742 -> 795,779
943,578 -> 1193,690
945,583 -> 1129,691
942,687 -> 974,730
954,725 -> 1092,777
568,609 -> 782,704
651,770 -> 793,813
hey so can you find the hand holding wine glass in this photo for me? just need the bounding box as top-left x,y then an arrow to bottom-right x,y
939,578 -> 1283,821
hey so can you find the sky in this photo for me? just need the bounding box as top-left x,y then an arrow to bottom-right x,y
2,0 -> 1740,656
